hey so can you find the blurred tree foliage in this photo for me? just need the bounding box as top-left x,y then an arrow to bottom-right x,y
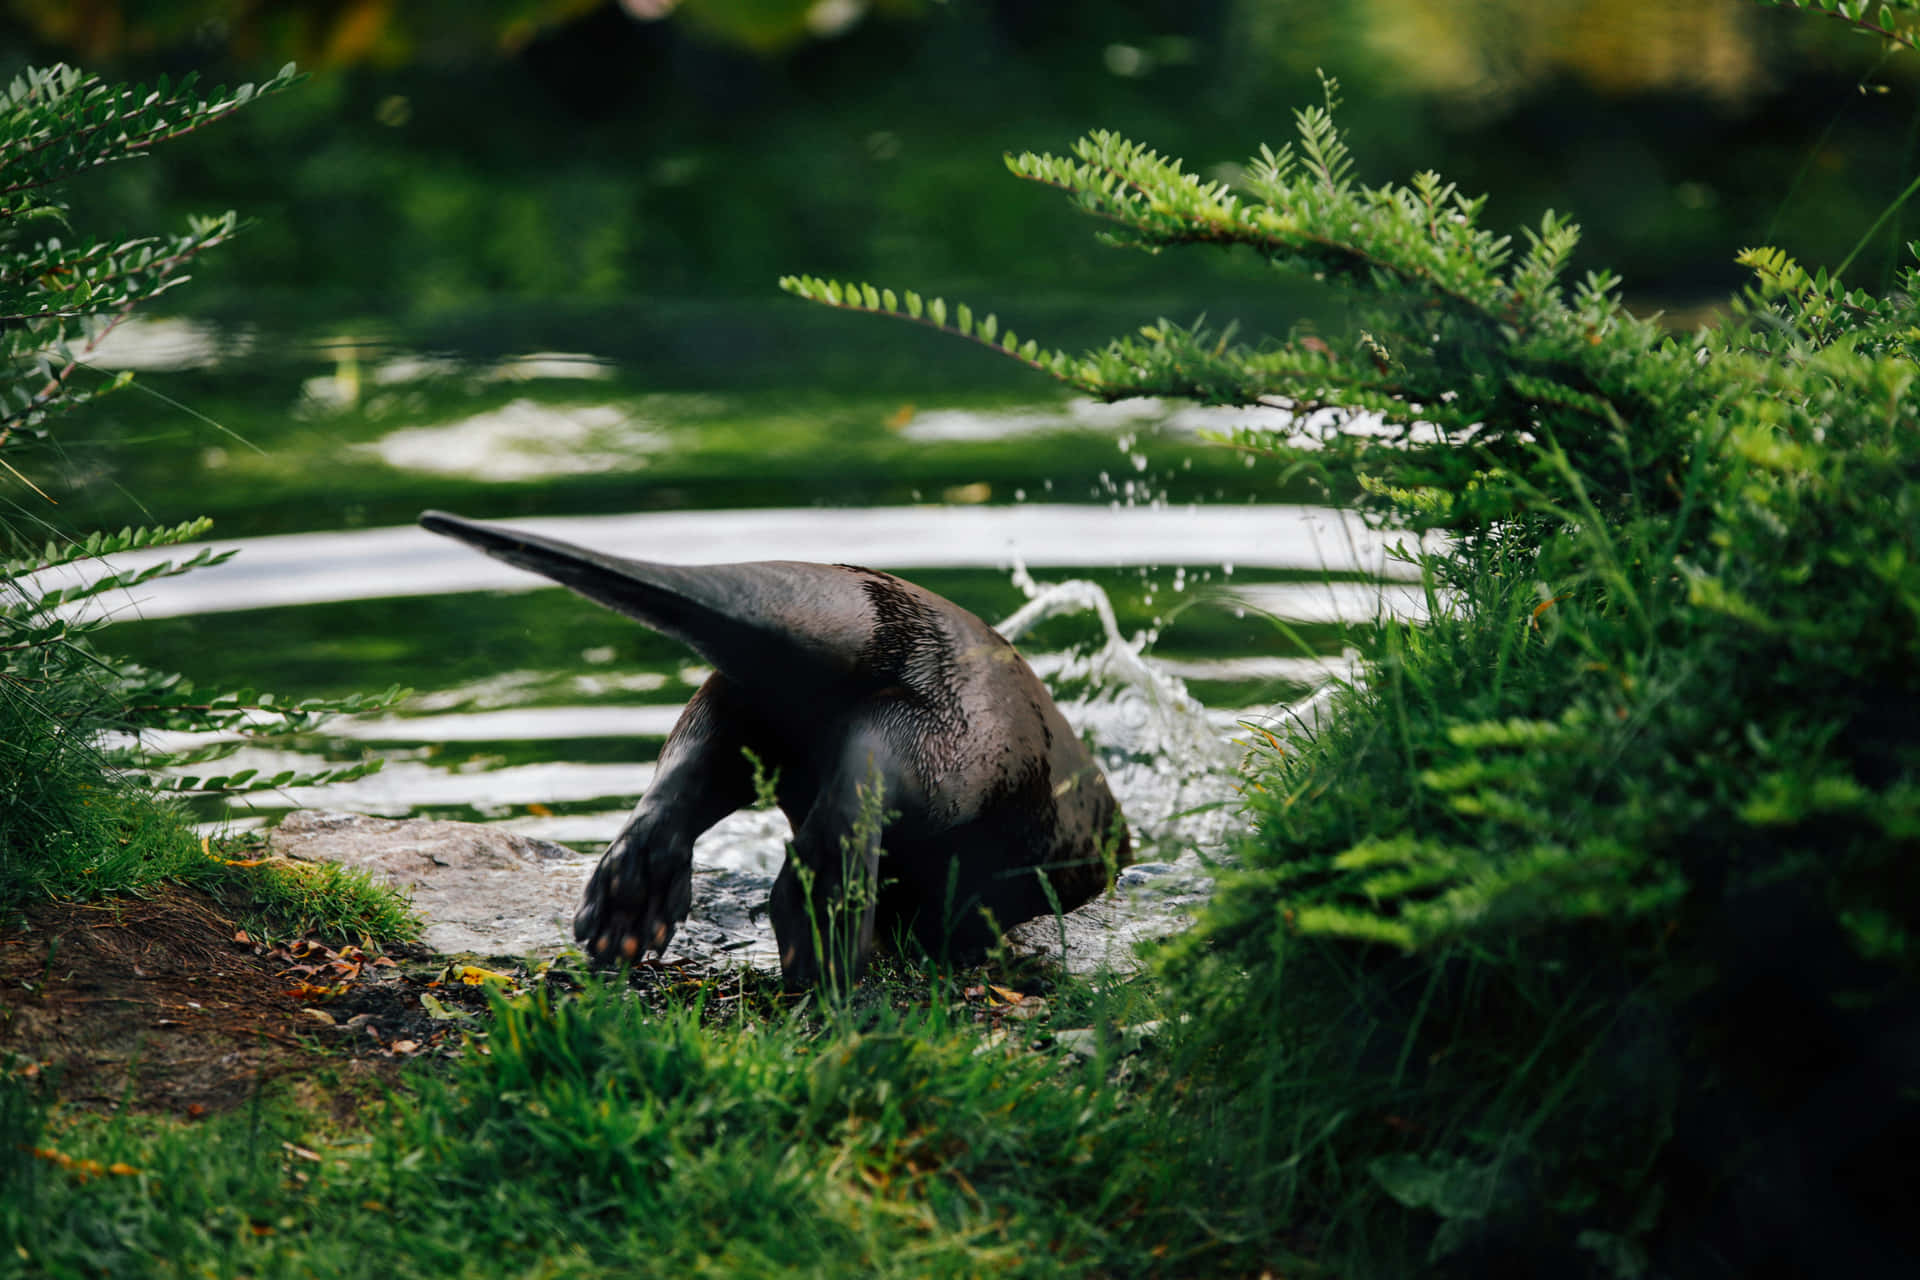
2,0 -> 927,64
2,0 -> 1914,335
1,0 -> 1882,88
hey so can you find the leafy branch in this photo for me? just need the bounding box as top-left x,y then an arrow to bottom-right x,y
1761,0 -> 1920,54
0,64 -> 297,457
0,61 -> 401,815
784,94 -> 1710,534
0,64 -> 301,209
1,517 -> 219,578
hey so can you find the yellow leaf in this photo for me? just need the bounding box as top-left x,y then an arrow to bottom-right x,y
942,481 -> 992,504
455,964 -> 513,987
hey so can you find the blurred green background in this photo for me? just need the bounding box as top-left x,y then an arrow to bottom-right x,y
7,0 -> 1916,329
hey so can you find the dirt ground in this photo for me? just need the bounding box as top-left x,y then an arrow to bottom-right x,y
0,887 -> 510,1114
1,886 -> 1050,1118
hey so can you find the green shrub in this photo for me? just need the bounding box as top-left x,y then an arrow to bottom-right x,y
0,65 -> 408,935
789,7 -> 1920,1272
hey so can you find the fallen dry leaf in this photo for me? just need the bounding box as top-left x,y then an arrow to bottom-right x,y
997,998 -> 1050,1021
419,993 -> 469,1021
453,964 -> 513,987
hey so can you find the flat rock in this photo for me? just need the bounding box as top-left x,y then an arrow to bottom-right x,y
266,809 -> 1205,972
267,810 -> 597,957
1002,854 -> 1214,972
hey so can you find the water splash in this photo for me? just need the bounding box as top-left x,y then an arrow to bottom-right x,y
998,562 -> 1241,863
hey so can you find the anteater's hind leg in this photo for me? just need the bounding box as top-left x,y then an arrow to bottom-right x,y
766,723 -> 907,990
574,674 -> 790,962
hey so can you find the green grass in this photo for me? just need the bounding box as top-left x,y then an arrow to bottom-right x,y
0,661 -> 417,944
0,975 -> 1289,1280
197,842 -> 422,944
0,654 -> 199,920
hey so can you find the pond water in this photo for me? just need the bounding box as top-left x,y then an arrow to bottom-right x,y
51,313 -> 1422,956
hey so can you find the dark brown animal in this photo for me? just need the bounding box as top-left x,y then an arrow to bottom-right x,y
420,511 -> 1129,988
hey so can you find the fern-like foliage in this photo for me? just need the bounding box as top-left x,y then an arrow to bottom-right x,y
1730,244 -> 1920,358
787,78 -> 1920,551
1,518 -> 405,795
0,63 -> 297,448
785,80 -> 1720,539
0,62 -> 400,839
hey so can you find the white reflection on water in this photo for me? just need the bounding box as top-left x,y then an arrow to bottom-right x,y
903,396 -> 1212,440
895,397 -> 1464,452
84,316 -> 255,371
1231,579 -> 1436,624
360,399 -> 669,480
212,754 -> 652,822
338,704 -> 687,742
46,504 -> 1436,622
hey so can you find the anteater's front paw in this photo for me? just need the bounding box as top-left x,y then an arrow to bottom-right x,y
571,823 -> 692,965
